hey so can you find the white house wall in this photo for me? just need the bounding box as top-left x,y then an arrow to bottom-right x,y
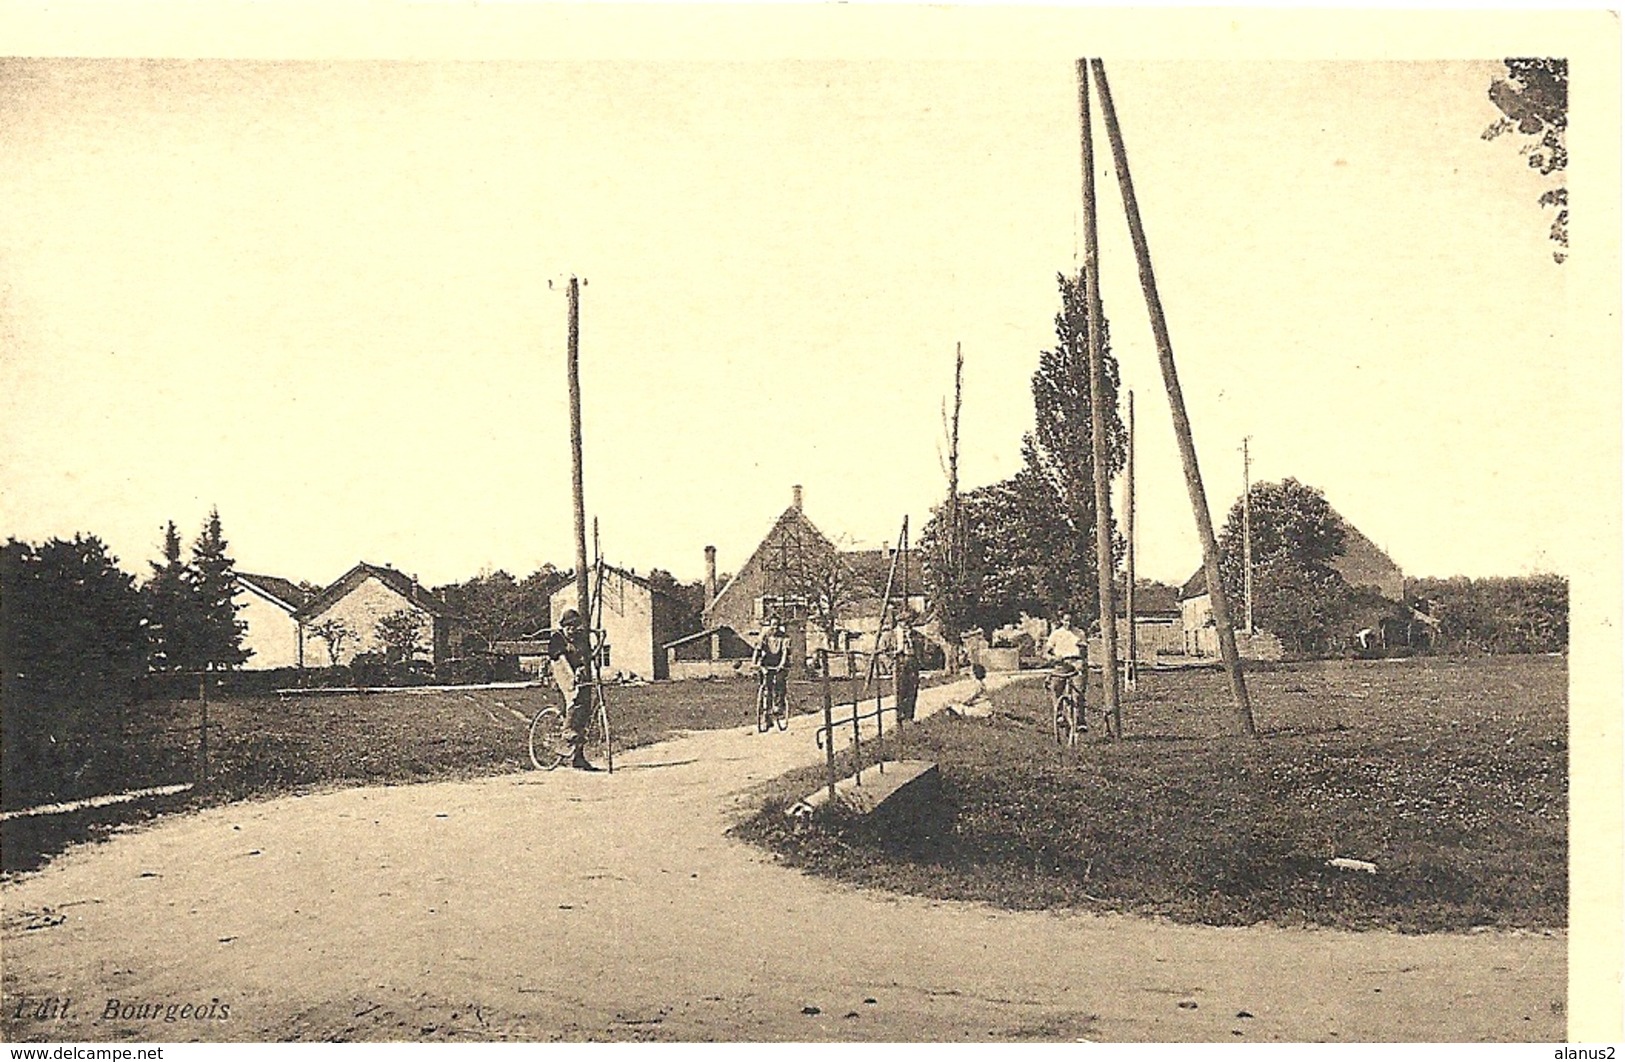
235,586 -> 301,670
552,574 -> 657,681
305,577 -> 433,665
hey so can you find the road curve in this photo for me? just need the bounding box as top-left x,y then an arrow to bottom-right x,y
2,678 -> 1564,1042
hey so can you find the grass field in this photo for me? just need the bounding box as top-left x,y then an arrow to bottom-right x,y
735,655 -> 1567,933
2,674 -> 879,876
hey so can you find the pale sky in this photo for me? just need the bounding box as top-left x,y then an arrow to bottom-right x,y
0,51 -> 1589,589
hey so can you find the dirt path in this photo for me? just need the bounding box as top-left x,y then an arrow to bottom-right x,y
2,678 -> 1564,1042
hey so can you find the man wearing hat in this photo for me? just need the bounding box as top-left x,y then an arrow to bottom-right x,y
547,608 -> 597,770
889,607 -> 923,723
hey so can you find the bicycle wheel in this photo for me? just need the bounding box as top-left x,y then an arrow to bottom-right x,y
756,679 -> 772,733
527,706 -> 565,770
1053,691 -> 1077,748
774,683 -> 789,731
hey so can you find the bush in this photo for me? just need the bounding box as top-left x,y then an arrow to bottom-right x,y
2,536 -> 152,810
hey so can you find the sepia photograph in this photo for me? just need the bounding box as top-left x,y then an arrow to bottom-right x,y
0,4 -> 1618,1047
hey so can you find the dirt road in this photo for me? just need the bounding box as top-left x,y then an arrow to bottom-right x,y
2,679 -> 1564,1042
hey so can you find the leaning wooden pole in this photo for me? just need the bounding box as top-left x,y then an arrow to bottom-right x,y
1090,59 -> 1255,736
565,276 -> 590,621
1078,59 -> 1122,739
861,518 -> 908,697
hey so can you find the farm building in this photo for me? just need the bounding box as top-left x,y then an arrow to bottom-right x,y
691,485 -> 927,676
233,573 -> 310,670
294,562 -> 461,667
1178,512 -> 1404,658
549,566 -> 687,681
1086,581 -> 1186,666
664,626 -> 758,680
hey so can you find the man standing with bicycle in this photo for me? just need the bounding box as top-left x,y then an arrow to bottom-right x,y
752,616 -> 791,728
548,609 -> 598,770
1043,612 -> 1087,735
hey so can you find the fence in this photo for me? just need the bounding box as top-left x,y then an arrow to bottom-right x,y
811,648 -> 908,803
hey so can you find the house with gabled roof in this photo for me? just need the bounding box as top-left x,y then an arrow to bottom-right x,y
1178,509 -> 1404,657
548,564 -> 687,680
234,572 -> 310,670
293,562 -> 461,667
687,486 -> 928,676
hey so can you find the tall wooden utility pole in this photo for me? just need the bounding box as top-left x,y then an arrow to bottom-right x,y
1125,390 -> 1136,690
565,276 -> 589,620
1242,436 -> 1254,635
1090,59 -> 1255,736
1077,58 -> 1121,739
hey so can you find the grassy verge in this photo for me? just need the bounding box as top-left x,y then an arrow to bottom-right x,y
733,655 -> 1567,933
2,674 -> 876,876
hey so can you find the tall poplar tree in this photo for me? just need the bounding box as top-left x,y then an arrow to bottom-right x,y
1019,271 -> 1127,622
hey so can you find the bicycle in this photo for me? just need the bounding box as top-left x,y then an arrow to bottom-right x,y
1049,660 -> 1085,748
756,665 -> 789,732
527,630 -> 615,772
527,682 -> 614,771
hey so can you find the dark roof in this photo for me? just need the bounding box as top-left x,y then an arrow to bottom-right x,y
661,625 -> 739,650
1179,515 -> 1404,602
295,561 -> 455,621
236,572 -> 308,612
1125,582 -> 1181,615
842,548 -> 927,598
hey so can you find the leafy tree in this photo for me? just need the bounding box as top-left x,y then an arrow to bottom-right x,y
1484,58 -> 1568,262
1249,554 -> 1351,655
308,618 -> 354,667
1409,573 -> 1568,653
438,566 -> 566,650
781,533 -> 865,653
1019,272 -> 1127,622
645,568 -> 705,636
142,520 -> 199,671
189,508 -> 248,670
921,468 -> 1058,636
2,535 -> 146,807
1215,478 -> 1350,654
375,608 -> 426,665
921,273 -> 1127,634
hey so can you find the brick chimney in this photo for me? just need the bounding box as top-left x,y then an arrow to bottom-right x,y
704,545 -> 718,602
792,484 -> 803,511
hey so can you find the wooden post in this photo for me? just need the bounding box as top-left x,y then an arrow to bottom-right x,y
1090,59 -> 1255,736
860,519 -> 908,697
565,276 -> 589,622
1242,436 -> 1254,635
821,654 -> 836,802
1078,58 -> 1122,739
197,674 -> 209,789
874,673 -> 886,773
945,343 -> 964,673
1125,390 -> 1137,691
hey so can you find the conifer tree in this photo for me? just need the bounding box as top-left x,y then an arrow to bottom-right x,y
142,520 -> 199,671
189,508 -> 248,670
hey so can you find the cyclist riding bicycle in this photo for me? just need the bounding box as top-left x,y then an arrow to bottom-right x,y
752,616 -> 791,723
1043,612 -> 1087,735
